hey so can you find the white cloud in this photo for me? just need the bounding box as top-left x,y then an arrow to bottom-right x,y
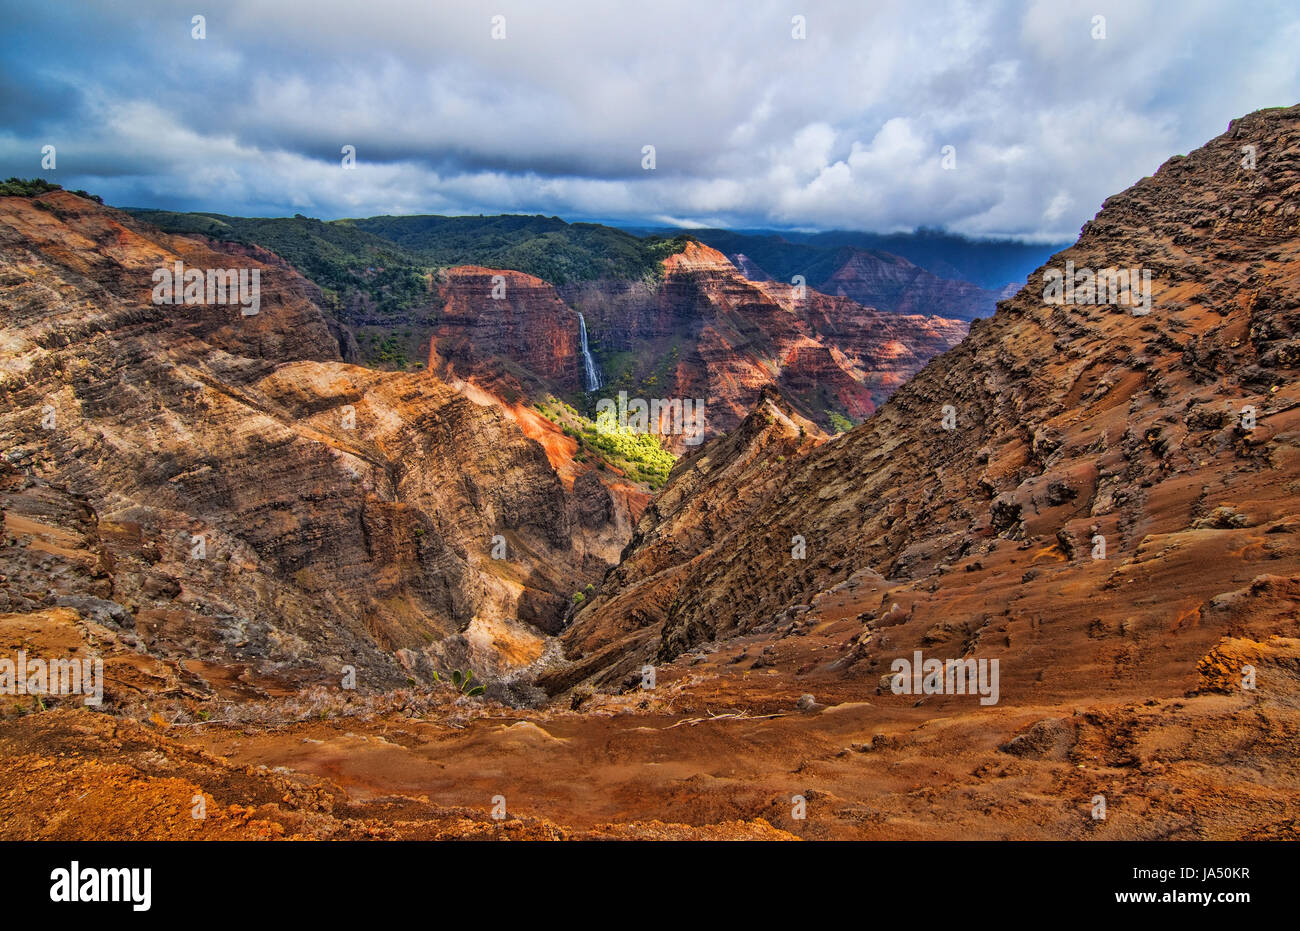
2,0 -> 1298,237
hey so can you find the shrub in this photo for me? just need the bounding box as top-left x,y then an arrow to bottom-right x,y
0,177 -> 63,197
826,410 -> 855,434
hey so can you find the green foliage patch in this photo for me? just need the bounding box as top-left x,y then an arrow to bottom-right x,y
535,396 -> 676,489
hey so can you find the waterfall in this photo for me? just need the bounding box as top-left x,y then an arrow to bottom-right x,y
578,312 -> 602,391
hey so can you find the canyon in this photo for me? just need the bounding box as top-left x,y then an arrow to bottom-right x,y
0,192 -> 622,696
2,105 -> 1300,840
409,241 -> 971,449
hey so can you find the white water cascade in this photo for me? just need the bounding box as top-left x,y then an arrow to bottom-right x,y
578,312 -> 602,391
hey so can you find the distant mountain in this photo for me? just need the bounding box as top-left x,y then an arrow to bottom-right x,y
815,246 -> 998,321
629,226 -> 1069,291
627,227 -> 1068,321
780,228 -> 1070,290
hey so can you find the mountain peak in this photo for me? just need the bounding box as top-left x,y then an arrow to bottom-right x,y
662,240 -> 737,273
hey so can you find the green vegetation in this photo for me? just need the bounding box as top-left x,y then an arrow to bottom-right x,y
1,177 -> 102,203
592,340 -> 681,402
125,209 -> 430,320
1,177 -> 61,197
433,669 -> 486,697
367,332 -> 409,368
127,209 -> 693,296
587,407 -> 676,485
534,396 -> 676,489
344,214 -> 692,285
826,410 -> 856,434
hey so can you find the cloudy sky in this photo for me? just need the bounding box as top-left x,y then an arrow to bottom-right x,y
2,0 -> 1297,240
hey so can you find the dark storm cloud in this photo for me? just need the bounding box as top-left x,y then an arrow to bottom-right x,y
0,68 -> 84,135
0,0 -> 1297,237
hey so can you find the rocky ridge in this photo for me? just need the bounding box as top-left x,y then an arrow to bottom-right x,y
0,192 -> 620,694
561,105 -> 1300,714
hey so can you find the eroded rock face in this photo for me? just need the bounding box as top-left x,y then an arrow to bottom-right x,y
418,241 -> 966,451
429,266 -> 583,394
564,105 -> 1300,705
545,386 -> 826,692
0,193 -> 611,691
565,241 -> 968,446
